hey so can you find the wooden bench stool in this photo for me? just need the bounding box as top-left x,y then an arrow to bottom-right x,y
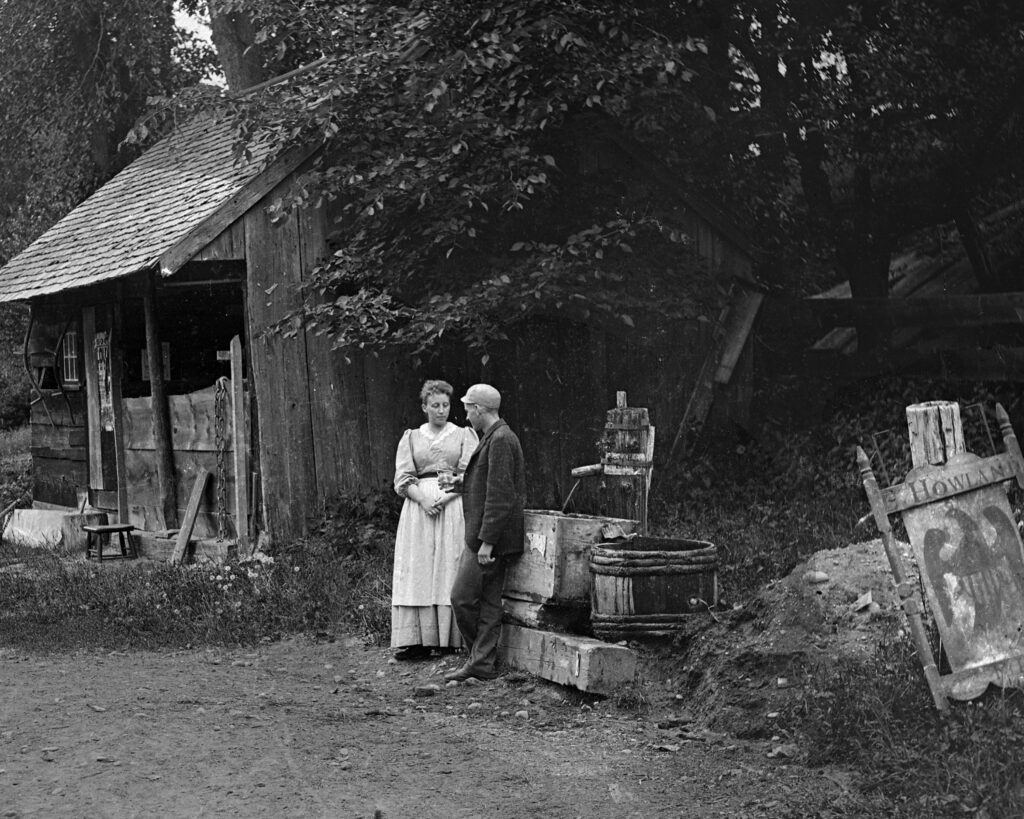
83,523 -> 138,562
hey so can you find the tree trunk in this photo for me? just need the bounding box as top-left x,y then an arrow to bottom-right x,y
954,203 -> 997,291
841,164 -> 893,353
207,1 -> 266,91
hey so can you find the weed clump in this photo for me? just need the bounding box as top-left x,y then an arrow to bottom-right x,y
0,488 -> 398,650
784,627 -> 1024,817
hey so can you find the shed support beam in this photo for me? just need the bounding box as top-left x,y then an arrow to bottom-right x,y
144,275 -> 178,528
110,301 -> 129,525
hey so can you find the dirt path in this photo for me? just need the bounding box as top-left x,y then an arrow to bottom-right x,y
0,636 -> 854,818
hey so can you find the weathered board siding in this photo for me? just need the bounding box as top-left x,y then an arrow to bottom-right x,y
245,179 -> 318,537
240,189 -> 753,539
682,207 -> 754,283
193,220 -> 245,262
31,391 -> 88,508
243,283 -> 746,538
122,385 -> 246,537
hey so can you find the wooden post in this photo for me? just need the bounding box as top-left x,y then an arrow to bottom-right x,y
997,403 -> 1024,490
230,335 -> 249,552
109,302 -> 129,525
81,306 -> 103,493
906,401 -> 966,468
143,276 -> 178,528
856,446 -> 948,710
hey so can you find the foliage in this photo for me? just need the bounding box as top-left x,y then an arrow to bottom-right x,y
0,0 -> 216,265
785,627 -> 1024,817
680,0 -> 1024,301
0,425 -> 31,520
168,1 -> 1024,359
0,304 -> 29,429
195,1 -> 719,357
0,493 -> 396,648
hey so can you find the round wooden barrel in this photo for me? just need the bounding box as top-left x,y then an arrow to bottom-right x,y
590,536 -> 718,639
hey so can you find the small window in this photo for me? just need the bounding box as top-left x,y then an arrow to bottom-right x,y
60,329 -> 81,388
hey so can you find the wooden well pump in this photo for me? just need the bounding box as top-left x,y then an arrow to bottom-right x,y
569,391 -> 654,534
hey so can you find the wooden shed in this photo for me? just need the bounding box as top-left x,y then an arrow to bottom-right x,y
0,109 -> 760,548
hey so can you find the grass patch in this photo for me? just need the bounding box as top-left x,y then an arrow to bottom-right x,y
0,491 -> 397,650
783,626 -> 1024,817
0,423 -> 31,515
0,424 -> 30,461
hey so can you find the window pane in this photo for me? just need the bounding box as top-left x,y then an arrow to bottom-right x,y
62,330 -> 80,384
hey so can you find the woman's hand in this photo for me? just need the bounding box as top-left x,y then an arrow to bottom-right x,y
429,493 -> 455,514
418,497 -> 440,516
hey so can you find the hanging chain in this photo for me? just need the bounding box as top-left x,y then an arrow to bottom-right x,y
214,376 -> 230,541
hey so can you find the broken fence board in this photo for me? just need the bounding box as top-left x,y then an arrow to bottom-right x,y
170,469 -> 210,565
498,624 -> 637,694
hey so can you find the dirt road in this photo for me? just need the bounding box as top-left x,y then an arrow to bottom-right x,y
0,635 -> 854,818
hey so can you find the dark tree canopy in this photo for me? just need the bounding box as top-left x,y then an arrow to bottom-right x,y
680,0 -> 1024,300
193,1 -> 720,357
0,0 -> 215,265
5,0 -> 1024,358
192,0 -> 1024,356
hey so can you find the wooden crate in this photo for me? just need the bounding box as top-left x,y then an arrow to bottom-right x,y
504,510 -> 638,605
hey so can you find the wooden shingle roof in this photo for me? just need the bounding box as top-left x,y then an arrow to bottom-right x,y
0,114 -> 316,303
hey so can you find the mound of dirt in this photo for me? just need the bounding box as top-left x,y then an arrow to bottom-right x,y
641,538 -> 919,738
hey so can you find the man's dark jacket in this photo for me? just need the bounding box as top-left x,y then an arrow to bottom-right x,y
461,418 -> 525,556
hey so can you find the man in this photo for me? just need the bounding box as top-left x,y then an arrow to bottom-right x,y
445,383 -> 525,683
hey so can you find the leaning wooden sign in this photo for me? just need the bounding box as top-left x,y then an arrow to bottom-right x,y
857,404 -> 1024,710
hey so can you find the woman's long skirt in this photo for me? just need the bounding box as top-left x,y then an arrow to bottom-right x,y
391,477 -> 465,649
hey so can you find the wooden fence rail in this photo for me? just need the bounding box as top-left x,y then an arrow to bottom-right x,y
769,293 -> 1024,331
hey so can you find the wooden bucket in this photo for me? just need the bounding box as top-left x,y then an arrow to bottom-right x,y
590,536 -> 718,638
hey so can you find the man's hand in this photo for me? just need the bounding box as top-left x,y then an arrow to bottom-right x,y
478,542 -> 495,566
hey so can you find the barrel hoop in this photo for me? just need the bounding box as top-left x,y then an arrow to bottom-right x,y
592,612 -> 699,623
594,627 -> 685,637
592,546 -> 717,562
589,564 -> 718,577
589,554 -> 718,567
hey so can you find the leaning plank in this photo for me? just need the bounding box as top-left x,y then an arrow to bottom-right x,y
498,624 -> 637,694
170,469 -> 211,565
666,303 -> 730,464
714,290 -> 764,385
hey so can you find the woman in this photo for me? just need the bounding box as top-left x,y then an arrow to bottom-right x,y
391,379 -> 479,660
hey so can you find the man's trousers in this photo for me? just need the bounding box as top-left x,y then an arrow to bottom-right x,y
449,547 -> 512,677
